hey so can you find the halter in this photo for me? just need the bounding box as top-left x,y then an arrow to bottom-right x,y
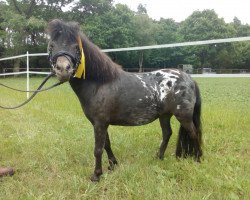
48,37 -> 85,79
48,49 -> 81,70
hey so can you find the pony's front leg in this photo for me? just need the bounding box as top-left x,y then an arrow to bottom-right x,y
91,123 -> 107,182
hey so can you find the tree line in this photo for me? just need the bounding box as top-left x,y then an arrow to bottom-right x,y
0,0 -> 250,72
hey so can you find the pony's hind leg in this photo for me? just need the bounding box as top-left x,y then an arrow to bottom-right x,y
176,119 -> 202,162
104,132 -> 118,170
158,114 -> 172,160
176,124 -> 193,158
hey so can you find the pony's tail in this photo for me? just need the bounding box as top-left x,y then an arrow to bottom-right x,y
193,81 -> 202,147
176,81 -> 202,159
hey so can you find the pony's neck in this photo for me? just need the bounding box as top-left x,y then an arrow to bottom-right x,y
80,33 -> 122,83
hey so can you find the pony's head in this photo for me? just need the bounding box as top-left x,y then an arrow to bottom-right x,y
47,19 -> 82,82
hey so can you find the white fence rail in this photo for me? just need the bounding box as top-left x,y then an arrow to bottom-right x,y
102,36 -> 250,52
0,52 -> 50,99
1,37 -> 250,99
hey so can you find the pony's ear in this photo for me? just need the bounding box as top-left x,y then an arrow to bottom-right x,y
69,21 -> 80,35
47,19 -> 63,38
70,21 -> 80,30
48,19 -> 63,27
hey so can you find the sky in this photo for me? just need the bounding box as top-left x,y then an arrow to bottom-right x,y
114,0 -> 250,24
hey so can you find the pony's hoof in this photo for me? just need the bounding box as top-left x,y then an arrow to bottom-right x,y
108,159 -> 118,171
195,156 -> 201,163
90,174 -> 100,182
156,152 -> 164,160
175,151 -> 183,159
158,155 -> 164,160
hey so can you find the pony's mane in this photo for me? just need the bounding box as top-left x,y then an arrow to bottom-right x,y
80,32 -> 122,83
47,19 -> 79,42
47,19 -> 122,83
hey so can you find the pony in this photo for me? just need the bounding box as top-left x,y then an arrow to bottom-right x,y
47,19 -> 202,181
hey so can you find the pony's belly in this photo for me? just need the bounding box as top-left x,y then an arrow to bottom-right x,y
110,112 -> 159,126
110,117 -> 158,126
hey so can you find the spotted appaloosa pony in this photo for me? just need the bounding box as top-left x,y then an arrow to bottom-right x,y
47,19 -> 202,181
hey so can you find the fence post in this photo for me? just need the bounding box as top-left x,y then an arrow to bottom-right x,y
26,51 -> 30,99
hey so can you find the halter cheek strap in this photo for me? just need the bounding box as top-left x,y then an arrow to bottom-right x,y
74,36 -> 86,79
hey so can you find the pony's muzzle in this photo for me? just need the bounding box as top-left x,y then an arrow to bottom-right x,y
54,56 -> 74,82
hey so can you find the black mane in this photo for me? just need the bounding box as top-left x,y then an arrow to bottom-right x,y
47,19 -> 79,42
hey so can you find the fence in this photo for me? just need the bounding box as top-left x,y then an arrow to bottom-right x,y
122,67 -> 250,74
1,36 -> 250,98
0,52 -> 49,98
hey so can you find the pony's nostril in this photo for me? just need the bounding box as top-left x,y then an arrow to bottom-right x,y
66,65 -> 71,71
56,65 -> 61,71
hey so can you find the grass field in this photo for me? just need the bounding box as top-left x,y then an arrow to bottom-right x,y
0,77 -> 249,199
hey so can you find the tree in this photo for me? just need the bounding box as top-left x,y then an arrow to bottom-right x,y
137,3 -> 147,14
150,18 -> 180,68
178,9 -> 236,70
132,9 -> 157,71
0,0 -> 77,70
82,4 -> 136,67
70,0 -> 113,23
232,17 -> 250,37
0,1 -> 249,72
0,1 -> 7,56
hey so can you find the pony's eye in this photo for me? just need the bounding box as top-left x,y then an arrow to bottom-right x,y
70,43 -> 78,49
49,41 -> 56,48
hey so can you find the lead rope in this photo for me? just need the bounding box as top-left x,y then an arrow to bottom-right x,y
0,73 -> 64,109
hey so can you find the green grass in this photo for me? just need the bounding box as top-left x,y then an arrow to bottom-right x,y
0,77 -> 250,199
